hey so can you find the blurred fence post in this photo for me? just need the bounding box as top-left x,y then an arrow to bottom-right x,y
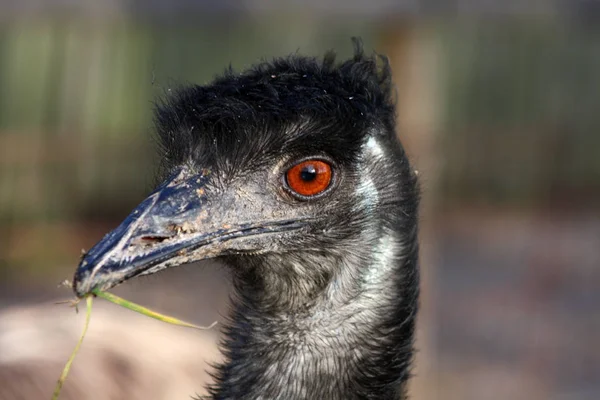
380,21 -> 443,400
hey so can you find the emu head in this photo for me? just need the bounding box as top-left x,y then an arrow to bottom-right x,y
73,46 -> 419,311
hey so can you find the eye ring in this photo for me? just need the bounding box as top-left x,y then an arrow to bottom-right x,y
283,158 -> 335,200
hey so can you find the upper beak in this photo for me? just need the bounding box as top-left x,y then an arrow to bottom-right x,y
72,169 -> 304,297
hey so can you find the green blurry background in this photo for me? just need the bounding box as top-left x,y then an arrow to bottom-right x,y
0,2 -> 599,399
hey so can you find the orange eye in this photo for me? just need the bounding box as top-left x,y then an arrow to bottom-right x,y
285,160 -> 333,197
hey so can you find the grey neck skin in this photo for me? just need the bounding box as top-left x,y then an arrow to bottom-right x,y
210,223 -> 416,399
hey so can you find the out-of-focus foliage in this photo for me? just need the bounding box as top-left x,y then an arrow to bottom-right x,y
441,22 -> 600,206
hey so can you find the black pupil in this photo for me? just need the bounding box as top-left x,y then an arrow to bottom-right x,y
300,165 -> 317,182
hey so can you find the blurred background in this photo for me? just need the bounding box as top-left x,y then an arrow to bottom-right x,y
0,1 -> 599,399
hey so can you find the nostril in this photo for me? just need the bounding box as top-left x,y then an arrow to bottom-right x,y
142,236 -> 168,242
134,235 -> 171,246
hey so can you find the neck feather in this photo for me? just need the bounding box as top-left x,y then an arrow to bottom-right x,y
208,229 -> 419,400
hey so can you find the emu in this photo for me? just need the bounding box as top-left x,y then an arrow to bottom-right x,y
73,42 -> 420,400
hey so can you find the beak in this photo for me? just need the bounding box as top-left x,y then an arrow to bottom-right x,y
72,169 -> 304,297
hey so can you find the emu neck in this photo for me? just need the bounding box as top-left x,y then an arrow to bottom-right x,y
210,231 -> 417,400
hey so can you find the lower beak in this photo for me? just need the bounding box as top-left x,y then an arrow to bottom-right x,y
72,170 -> 304,297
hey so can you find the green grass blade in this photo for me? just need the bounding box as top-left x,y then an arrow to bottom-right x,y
91,289 -> 217,330
52,295 -> 93,400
